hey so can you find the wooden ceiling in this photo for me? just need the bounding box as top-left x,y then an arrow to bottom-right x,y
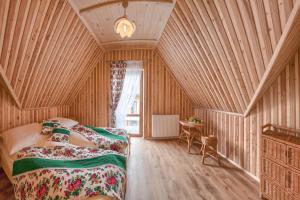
1,0 -> 300,115
0,0 -> 103,108
68,0 -> 175,50
158,0 -> 298,114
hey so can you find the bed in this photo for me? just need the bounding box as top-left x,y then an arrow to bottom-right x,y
71,125 -> 130,155
0,122 -> 127,200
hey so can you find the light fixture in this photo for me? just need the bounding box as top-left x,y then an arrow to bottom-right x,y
114,0 -> 136,38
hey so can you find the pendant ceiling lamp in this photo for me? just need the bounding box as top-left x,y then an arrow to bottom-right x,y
114,0 -> 136,38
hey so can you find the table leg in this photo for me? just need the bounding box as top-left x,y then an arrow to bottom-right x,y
187,135 -> 191,153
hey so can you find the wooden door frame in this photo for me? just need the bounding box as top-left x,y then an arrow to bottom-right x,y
129,69 -> 144,137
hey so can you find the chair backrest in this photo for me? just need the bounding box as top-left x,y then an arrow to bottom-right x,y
202,136 -> 218,146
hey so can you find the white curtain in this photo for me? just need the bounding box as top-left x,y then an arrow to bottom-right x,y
115,61 -> 142,129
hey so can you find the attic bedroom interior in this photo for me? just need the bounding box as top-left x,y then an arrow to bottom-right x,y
0,0 -> 300,199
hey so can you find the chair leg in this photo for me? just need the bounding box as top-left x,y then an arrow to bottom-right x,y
200,144 -> 204,155
202,145 -> 206,164
187,135 -> 191,153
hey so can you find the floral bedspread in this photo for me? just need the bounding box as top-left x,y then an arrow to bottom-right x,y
71,125 -> 129,154
13,146 -> 127,200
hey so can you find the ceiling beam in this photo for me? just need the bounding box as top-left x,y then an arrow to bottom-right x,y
0,64 -> 22,109
244,0 -> 300,116
79,0 -> 174,13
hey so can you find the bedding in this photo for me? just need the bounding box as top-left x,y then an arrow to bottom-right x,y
2,123 -> 43,155
41,119 -> 61,135
69,131 -> 97,148
50,126 -> 71,143
71,125 -> 129,154
50,117 -> 79,128
0,139 -> 77,183
12,146 -> 127,200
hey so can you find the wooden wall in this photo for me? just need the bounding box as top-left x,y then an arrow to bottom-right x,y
70,49 -> 194,138
195,48 -> 300,178
158,0 -> 295,113
0,87 -> 70,133
0,0 -> 103,108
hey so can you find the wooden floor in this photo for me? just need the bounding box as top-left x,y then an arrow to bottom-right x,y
0,138 -> 260,200
126,138 -> 259,200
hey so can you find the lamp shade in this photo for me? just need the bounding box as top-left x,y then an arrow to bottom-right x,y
114,16 -> 136,38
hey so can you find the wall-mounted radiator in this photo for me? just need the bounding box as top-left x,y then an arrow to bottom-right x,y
152,115 -> 179,138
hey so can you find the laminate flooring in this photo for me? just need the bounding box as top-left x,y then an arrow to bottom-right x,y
0,138 -> 260,200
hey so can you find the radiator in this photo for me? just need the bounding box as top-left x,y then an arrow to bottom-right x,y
152,115 -> 179,138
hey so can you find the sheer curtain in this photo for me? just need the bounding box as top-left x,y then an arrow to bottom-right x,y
115,61 -> 142,129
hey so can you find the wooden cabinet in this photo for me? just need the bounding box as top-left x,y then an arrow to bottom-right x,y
261,124 -> 300,200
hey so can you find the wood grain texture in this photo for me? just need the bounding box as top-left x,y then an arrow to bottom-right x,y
70,49 -> 194,138
69,0 -> 175,50
0,88 -> 70,133
158,0 -> 296,113
245,0 -> 300,116
0,64 -> 21,109
0,138 -> 260,200
195,48 -> 300,178
0,0 -> 103,109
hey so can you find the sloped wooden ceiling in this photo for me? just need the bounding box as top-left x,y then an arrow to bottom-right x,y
158,0 -> 297,114
68,0 -> 175,50
0,0 -> 103,109
1,0 -> 299,115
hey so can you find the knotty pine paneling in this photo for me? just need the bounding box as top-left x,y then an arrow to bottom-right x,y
195,48 -> 300,178
0,88 -> 70,133
68,60 -> 110,127
0,0 -> 103,108
158,0 -> 295,113
70,49 -> 194,138
68,0 -> 175,50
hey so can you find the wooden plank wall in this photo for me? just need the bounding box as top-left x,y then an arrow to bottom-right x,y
68,60 -> 110,127
70,49 -> 194,138
158,0 -> 295,113
0,88 -> 70,133
195,48 -> 300,178
0,0 -> 103,108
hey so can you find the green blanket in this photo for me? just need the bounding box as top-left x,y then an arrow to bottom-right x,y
13,154 -> 126,176
86,126 -> 127,142
12,146 -> 127,200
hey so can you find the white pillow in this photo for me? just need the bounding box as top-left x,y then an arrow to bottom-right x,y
2,123 -> 42,155
49,117 -> 79,128
69,131 -> 97,147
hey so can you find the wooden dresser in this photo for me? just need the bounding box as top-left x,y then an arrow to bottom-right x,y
261,124 -> 300,200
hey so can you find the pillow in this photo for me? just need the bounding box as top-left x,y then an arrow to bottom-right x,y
2,123 -> 42,155
69,131 -> 97,147
49,117 -> 78,128
41,119 -> 61,135
50,126 -> 71,143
